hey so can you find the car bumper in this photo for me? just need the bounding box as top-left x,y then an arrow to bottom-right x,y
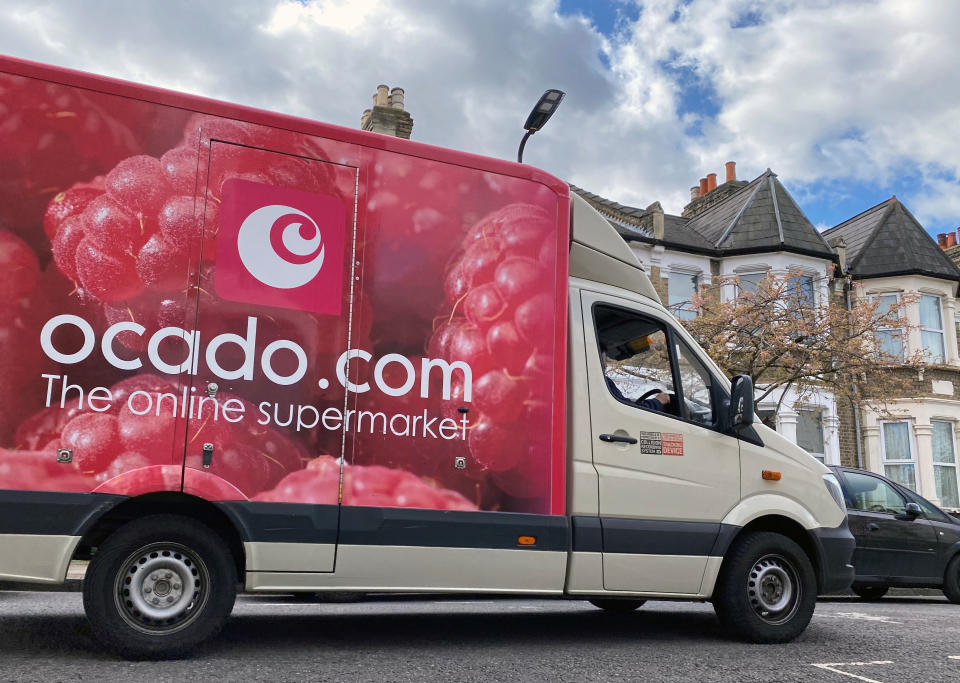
811,518 -> 856,594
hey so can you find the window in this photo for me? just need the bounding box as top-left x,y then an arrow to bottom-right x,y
595,308 -> 675,408
874,293 -> 904,360
797,409 -> 825,461
736,271 -> 767,297
667,272 -> 699,320
842,471 -> 907,515
593,306 -> 718,426
881,421 -> 917,491
675,339 -> 714,426
920,294 -> 945,362
931,420 -> 960,508
786,274 -> 815,311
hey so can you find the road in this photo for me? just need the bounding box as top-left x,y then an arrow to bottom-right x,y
0,591 -> 958,682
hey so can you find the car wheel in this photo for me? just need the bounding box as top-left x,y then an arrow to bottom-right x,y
851,584 -> 889,601
713,531 -> 817,643
588,598 -> 646,612
943,555 -> 960,604
82,514 -> 237,659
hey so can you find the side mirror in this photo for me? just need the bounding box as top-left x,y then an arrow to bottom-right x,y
904,502 -> 922,519
728,375 -> 754,430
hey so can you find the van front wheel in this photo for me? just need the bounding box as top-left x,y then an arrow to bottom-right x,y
713,531 -> 816,643
82,514 -> 237,659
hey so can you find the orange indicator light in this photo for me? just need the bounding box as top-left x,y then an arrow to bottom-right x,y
762,470 -> 782,481
518,536 -> 536,546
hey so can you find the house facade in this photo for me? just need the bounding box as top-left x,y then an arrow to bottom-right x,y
576,168 -> 960,511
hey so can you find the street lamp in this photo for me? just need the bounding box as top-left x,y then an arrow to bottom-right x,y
517,89 -> 565,163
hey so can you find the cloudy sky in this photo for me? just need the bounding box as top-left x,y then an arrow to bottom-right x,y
3,0 -> 958,235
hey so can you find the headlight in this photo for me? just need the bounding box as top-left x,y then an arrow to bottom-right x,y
823,473 -> 846,512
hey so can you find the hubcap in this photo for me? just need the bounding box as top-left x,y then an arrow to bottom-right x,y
114,542 -> 210,635
747,554 -> 801,625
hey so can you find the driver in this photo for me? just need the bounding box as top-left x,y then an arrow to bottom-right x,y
599,339 -> 672,412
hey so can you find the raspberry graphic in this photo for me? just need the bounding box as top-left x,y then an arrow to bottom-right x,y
14,373 -> 310,497
44,116 -> 370,367
0,449 -> 95,492
255,455 -> 478,510
0,73 -> 186,254
426,203 -> 558,510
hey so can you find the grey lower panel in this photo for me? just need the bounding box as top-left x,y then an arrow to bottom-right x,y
0,534 -> 79,584
246,544 -> 567,593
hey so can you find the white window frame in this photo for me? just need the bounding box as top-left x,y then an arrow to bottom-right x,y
870,292 -> 904,360
879,420 -> 918,491
796,406 -> 826,462
667,269 -> 700,321
920,294 -> 945,363
931,419 -> 960,508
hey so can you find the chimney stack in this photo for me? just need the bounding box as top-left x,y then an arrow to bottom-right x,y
647,202 -> 665,240
706,173 -> 717,192
361,84 -> 414,139
939,234 -> 949,249
690,186 -> 700,201
699,177 -> 708,196
832,237 -> 847,272
725,161 -> 736,183
948,233 -> 957,248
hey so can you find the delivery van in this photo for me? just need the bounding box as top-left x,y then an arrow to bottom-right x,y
0,54 -> 854,658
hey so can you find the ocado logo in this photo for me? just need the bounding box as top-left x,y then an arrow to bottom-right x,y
237,205 -> 325,289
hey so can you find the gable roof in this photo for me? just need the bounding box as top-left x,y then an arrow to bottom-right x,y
823,197 -> 960,284
571,170 -> 837,262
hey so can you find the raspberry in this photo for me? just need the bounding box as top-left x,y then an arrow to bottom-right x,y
0,73 -> 179,254
427,202 -> 559,505
255,455 -> 478,510
61,413 -> 121,474
0,449 -> 95,492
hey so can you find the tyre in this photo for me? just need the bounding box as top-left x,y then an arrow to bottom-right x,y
588,598 -> 646,613
943,555 -> 960,604
851,584 -> 889,601
713,531 -> 817,643
82,514 -> 237,659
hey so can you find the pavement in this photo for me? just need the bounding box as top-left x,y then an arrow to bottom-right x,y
0,591 -> 958,682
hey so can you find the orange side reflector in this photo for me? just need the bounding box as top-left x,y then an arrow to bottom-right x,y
518,535 -> 536,546
762,470 -> 782,481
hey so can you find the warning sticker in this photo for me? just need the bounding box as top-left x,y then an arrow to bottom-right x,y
637,431 -> 684,456
662,432 -> 684,456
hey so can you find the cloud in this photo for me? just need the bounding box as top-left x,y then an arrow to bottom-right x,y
0,0 -> 957,229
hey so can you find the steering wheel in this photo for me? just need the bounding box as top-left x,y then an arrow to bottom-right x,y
638,389 -> 664,401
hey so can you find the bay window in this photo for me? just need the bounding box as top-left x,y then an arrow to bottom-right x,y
668,271 -> 699,321
932,420 -> 960,508
873,293 -> 904,360
920,294 -> 945,362
881,421 -> 917,491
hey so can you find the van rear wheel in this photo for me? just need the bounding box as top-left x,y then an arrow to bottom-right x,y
82,514 -> 237,659
713,531 -> 816,643
588,598 -> 646,612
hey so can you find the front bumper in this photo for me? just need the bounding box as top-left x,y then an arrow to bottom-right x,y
810,518 -> 856,594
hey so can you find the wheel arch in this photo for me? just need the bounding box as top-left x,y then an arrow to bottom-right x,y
74,493 -> 246,579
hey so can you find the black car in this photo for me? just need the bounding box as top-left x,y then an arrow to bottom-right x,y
829,466 -> 960,601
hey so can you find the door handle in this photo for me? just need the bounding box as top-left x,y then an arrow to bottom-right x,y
599,433 -> 638,445
866,522 -> 880,532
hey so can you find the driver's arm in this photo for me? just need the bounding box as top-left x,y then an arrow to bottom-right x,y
636,393 -> 671,412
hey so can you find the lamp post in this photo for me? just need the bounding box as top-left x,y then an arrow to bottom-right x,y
517,89 -> 565,163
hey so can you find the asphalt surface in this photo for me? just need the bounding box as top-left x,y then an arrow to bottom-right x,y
0,591 -> 958,682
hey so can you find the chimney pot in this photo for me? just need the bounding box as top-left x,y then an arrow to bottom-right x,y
699,178 -> 709,196
375,84 -> 389,107
725,161 -> 736,183
956,227 -> 960,246
707,173 -> 717,192
948,233 -> 957,248
389,87 -> 405,110
690,186 -> 701,201
939,233 -> 949,248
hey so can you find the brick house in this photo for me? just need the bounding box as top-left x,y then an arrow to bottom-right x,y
575,168 -> 960,511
